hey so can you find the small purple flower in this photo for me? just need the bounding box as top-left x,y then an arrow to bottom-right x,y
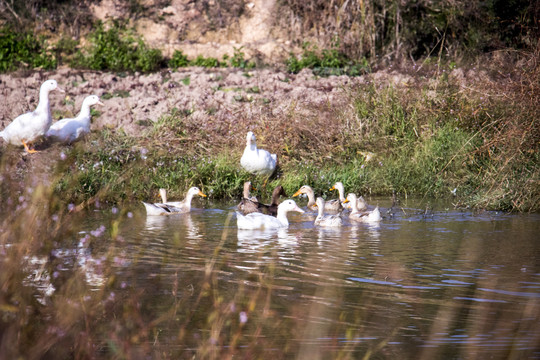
111,207 -> 118,214
239,311 -> 248,324
68,203 -> 75,211
127,212 -> 133,218
60,152 -> 67,160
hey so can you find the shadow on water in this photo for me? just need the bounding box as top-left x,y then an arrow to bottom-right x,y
1,196 -> 539,359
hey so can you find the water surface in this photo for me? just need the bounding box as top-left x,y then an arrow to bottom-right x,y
8,197 -> 540,359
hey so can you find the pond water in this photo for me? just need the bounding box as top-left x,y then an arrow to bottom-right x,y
4,197 -> 540,359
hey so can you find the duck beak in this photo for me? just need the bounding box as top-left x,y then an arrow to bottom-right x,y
292,189 -> 302,197
329,186 -> 335,191
342,199 -> 350,204
56,86 -> 66,93
198,191 -> 207,197
294,205 -> 305,213
97,100 -> 105,106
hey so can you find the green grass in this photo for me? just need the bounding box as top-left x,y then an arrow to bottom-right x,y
42,69 -> 538,213
287,41 -> 370,76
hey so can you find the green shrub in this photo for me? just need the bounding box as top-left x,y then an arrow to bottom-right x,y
0,27 -> 56,72
72,21 -> 163,73
286,42 -> 369,76
227,47 -> 255,69
169,50 -> 189,69
191,55 -> 222,68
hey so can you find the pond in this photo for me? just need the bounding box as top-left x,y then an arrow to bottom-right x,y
2,196 -> 540,359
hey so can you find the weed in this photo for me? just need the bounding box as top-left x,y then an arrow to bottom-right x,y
71,21 -> 163,73
168,49 -> 189,69
0,27 -> 56,72
287,41 -> 369,76
191,55 -> 222,68
227,46 -> 255,69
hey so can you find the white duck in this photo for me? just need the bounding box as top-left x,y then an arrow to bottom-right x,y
293,184 -> 345,213
347,193 -> 382,223
47,95 -> 103,144
240,131 -> 277,177
330,181 -> 368,211
314,197 -> 343,227
0,79 -> 65,153
142,187 -> 206,215
236,199 -> 304,230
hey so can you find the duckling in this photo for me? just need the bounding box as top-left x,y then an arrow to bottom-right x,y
236,199 -> 304,230
314,197 -> 343,227
347,193 -> 382,223
1,79 -> 65,153
293,185 -> 345,213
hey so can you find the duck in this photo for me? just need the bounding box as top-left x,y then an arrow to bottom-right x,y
314,197 -> 343,227
347,193 -> 382,223
237,181 -> 260,215
236,199 -> 304,230
238,184 -> 288,216
142,187 -> 206,215
258,185 -> 287,216
0,79 -> 65,153
46,95 -> 104,144
330,181 -> 368,211
292,185 -> 345,213
240,131 -> 277,177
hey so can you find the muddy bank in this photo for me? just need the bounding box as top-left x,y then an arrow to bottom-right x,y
0,67 -> 420,140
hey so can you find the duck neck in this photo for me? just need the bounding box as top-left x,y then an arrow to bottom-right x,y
305,188 -> 316,207
276,210 -> 289,226
35,88 -> 52,116
77,103 -> 92,123
337,187 -> 346,202
243,186 -> 251,199
270,190 -> 281,206
349,196 -> 360,214
183,193 -> 195,210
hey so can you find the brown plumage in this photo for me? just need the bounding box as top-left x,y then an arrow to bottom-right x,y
237,181 -> 259,215
237,184 -> 287,216
258,185 -> 287,216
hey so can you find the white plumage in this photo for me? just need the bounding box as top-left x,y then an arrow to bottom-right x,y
240,131 -> 277,177
143,187 -> 207,215
236,199 -> 304,229
347,193 -> 382,223
0,79 -> 64,153
314,197 -> 343,227
330,182 -> 368,211
47,95 -> 103,144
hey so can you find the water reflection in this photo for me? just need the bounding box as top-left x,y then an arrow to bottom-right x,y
3,198 -> 539,359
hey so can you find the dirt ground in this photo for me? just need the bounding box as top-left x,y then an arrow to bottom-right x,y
0,67 -> 415,140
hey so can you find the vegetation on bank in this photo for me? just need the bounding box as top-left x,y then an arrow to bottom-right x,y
13,63 -> 527,213
0,1 -> 538,212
